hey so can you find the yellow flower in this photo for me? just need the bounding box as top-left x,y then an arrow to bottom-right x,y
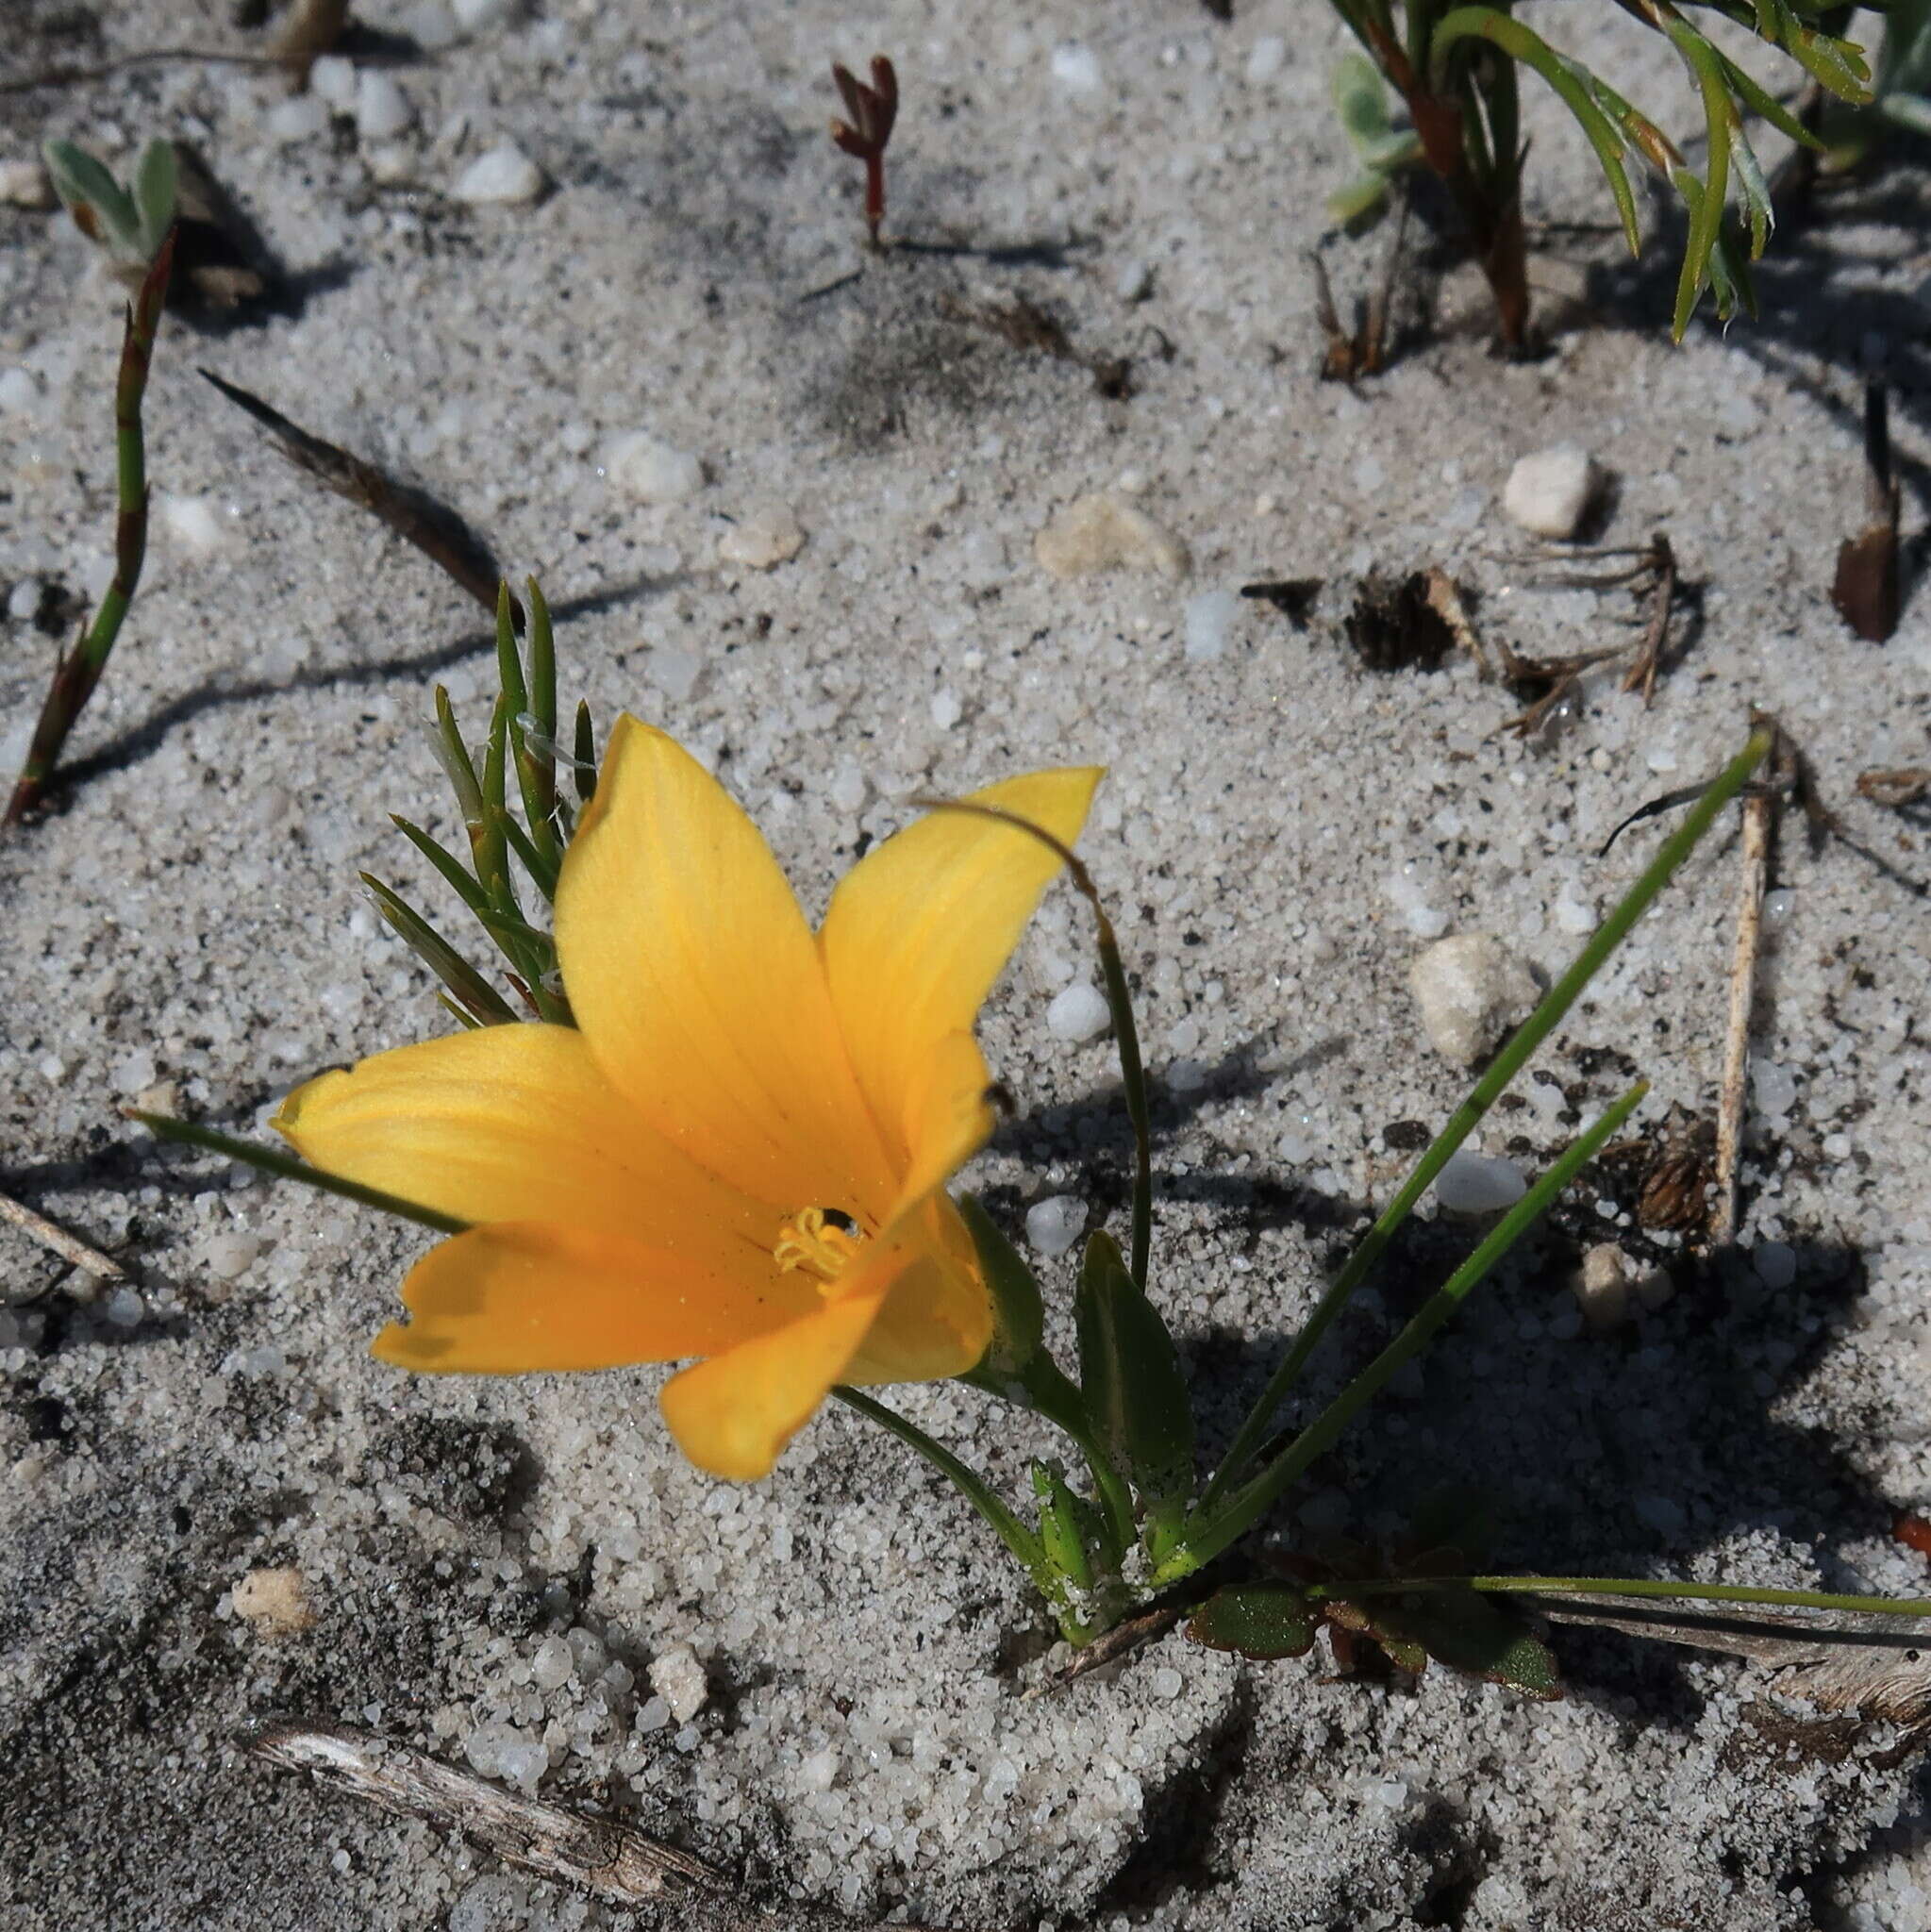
275,717 -> 1100,1479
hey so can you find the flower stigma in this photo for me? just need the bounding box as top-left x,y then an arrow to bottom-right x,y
774,1206 -> 867,1288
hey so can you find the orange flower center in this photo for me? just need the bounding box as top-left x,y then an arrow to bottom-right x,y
773,1207 -> 865,1289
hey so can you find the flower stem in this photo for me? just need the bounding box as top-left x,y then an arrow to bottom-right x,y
7,227 -> 176,825
1159,1082 -> 1647,1581
832,1386 -> 1047,1578
128,1109 -> 469,1235
1194,729 -> 1771,1517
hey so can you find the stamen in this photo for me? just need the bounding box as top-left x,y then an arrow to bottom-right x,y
774,1206 -> 865,1287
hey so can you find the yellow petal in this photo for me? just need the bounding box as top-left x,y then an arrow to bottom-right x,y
373,1222 -> 816,1374
658,1274 -> 893,1479
819,767 -> 1102,1165
275,1022 -> 770,1259
843,1188 -> 992,1385
665,1033 -> 1001,1475
557,716 -> 897,1223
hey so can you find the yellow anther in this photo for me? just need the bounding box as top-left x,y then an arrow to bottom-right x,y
774,1207 -> 864,1287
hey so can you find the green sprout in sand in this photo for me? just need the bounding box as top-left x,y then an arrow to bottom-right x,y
7,139 -> 177,827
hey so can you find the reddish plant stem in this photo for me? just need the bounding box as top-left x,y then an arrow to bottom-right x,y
7,225 -> 175,826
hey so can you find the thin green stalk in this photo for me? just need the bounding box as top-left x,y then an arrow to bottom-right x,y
1160,1083 -> 1646,1581
915,799 -> 1153,1287
129,1110 -> 468,1235
832,1387 -> 1049,1578
1311,1574 -> 1931,1620
7,227 -> 176,825
1198,731 -> 1771,1514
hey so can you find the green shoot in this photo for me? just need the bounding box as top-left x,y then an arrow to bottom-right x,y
6,141 -> 177,826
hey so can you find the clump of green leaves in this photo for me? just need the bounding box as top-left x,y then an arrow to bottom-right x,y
1323,0 -> 1873,346
366,580 -> 598,1030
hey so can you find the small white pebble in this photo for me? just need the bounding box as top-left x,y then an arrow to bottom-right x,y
1114,258 -> 1153,304
364,143 -> 417,186
1246,36 -> 1287,83
452,142 -> 545,205
267,93 -> 332,144
205,1231 -> 263,1282
8,578 -> 43,622
231,1566 -> 315,1636
1183,589 -> 1240,664
0,158 -> 56,209
1433,1152 -> 1528,1215
1024,1195 -> 1088,1257
1749,1058 -> 1798,1118
308,55 -> 358,110
1050,43 -> 1103,96
648,646 -> 703,704
1035,492 -> 1190,580
114,1048 -> 158,1093
1503,445 -> 1600,541
647,1643 -> 707,1724
828,763 -> 867,813
452,0 -> 523,26
1573,1242 -> 1632,1334
716,506 -> 804,570
1407,934 -> 1539,1066
356,71 -> 415,142
0,367 -> 43,416
158,493 -> 225,558
604,431 -> 705,504
103,1286 -> 144,1328
1046,982 -> 1111,1043
532,1634 -> 575,1691
929,688 -> 962,730
401,0 -> 461,49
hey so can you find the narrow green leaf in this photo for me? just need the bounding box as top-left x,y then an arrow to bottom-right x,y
1186,1583 -> 1320,1660
524,575 -> 558,840
363,872 -> 519,1024
430,686 -> 490,861
390,813 -> 490,916
573,699 -> 598,804
958,1194 -> 1046,1381
1075,1228 -> 1195,1538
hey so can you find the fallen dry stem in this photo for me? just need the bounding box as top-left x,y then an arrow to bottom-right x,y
200,369 -> 518,626
0,1189 -> 125,1279
246,1724 -> 727,1906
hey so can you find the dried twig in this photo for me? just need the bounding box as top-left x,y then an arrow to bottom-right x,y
1857,767 -> 1931,808
247,1724 -> 728,1906
1024,1605 -> 1186,1699
1619,532 -> 1676,705
1832,381 -> 1902,643
1712,741 -> 1776,1247
199,369 -> 518,627
0,1189 -> 125,1279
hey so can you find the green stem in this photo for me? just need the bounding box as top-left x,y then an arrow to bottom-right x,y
832,1387 -> 1048,1579
1160,1082 -> 1647,1581
917,799 -> 1153,1287
7,227 -> 176,825
1196,730 -> 1771,1516
129,1110 -> 469,1235
1312,1574 -> 1931,1620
